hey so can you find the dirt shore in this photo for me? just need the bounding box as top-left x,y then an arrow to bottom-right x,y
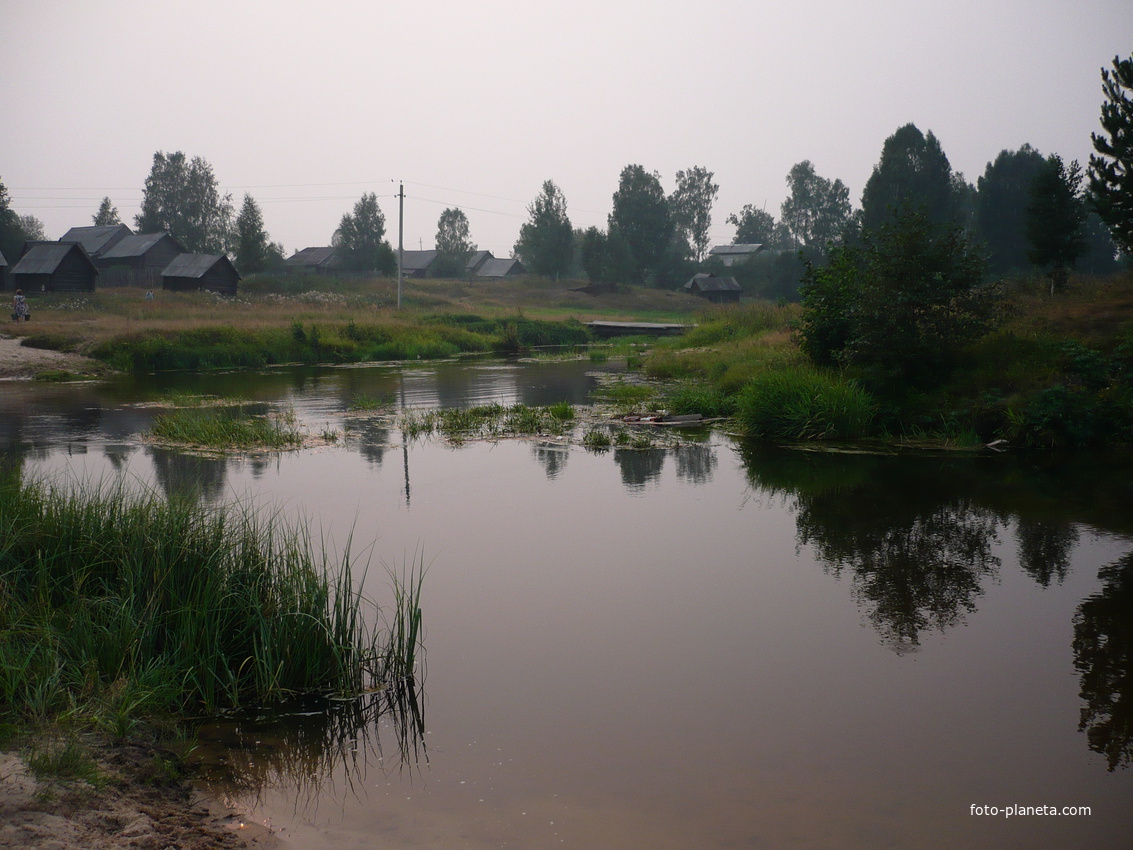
0,747 -> 277,850
0,334 -> 110,381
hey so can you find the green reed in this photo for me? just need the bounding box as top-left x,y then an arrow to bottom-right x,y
0,477 -> 423,721
736,366 -> 877,441
149,405 -> 304,449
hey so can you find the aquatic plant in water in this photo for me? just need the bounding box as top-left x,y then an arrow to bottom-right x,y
0,476 -> 424,719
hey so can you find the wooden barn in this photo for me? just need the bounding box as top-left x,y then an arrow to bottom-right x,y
283,246 -> 341,275
11,242 -> 99,293
59,224 -> 133,259
161,253 -> 241,295
97,233 -> 185,287
683,273 -> 742,303
398,249 -> 438,278
475,257 -> 525,279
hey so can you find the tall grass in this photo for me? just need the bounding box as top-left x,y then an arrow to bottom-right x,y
149,405 -> 304,449
0,476 -> 423,720
736,367 -> 876,441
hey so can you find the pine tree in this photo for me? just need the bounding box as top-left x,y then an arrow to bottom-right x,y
1088,52 -> 1133,257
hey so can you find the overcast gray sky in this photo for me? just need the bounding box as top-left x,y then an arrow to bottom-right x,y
3,0 -> 1130,258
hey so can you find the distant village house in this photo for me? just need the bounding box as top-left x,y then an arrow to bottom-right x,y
161,254 -> 241,295
683,273 -> 742,303
59,224 -> 133,260
97,233 -> 186,288
11,242 -> 99,293
707,244 -> 764,267
283,246 -> 342,275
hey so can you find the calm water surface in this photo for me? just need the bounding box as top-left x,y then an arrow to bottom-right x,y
3,358 -> 1132,849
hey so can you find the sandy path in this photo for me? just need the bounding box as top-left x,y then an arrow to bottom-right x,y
0,335 -> 108,380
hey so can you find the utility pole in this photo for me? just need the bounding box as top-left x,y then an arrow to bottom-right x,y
397,182 -> 404,310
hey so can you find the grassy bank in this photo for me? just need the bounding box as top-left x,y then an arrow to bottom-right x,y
0,475 -> 422,727
644,272 -> 1133,448
11,275 -> 701,372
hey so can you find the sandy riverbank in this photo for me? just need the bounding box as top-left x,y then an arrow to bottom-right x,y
0,334 -> 110,381
0,747 -> 277,849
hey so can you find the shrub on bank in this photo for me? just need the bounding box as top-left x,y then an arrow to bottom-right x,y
736,367 -> 876,441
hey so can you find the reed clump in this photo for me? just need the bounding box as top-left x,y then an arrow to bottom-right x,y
736,366 -> 877,441
0,476 -> 423,721
148,404 -> 305,449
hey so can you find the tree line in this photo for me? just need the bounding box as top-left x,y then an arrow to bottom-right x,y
2,53 -> 1129,286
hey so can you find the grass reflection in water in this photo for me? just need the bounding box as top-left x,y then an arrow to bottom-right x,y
193,676 -> 427,810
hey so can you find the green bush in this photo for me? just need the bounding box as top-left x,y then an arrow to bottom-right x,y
736,367 -> 876,440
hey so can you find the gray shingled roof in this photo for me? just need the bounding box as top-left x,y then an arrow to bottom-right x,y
708,243 -> 763,256
60,224 -> 132,256
684,273 -> 741,292
12,242 -> 95,275
100,233 -> 181,259
0,250 -> 7,267
162,253 -> 235,279
476,257 -> 524,278
285,246 -> 338,267
399,249 -> 438,272
466,249 -> 492,271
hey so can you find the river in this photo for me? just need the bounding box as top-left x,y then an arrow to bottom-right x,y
3,357 -> 1131,849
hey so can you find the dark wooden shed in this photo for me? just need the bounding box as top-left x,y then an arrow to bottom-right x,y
475,257 -> 525,279
12,242 -> 99,293
161,253 -> 241,295
97,233 -> 185,287
283,246 -> 341,275
683,273 -> 742,303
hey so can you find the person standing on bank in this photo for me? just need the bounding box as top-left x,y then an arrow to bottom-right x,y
11,289 -> 30,322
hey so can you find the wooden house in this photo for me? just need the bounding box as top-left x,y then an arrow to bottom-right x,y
97,233 -> 185,287
465,250 -> 492,275
683,273 -> 742,303
398,249 -> 438,278
707,243 -> 763,267
11,242 -> 99,293
59,224 -> 133,259
283,246 -> 341,275
0,250 -> 7,291
475,257 -> 525,279
161,253 -> 241,295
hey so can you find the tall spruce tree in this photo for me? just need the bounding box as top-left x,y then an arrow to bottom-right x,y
976,145 -> 1047,275
1027,155 -> 1087,291
235,194 -> 278,274
93,196 -> 122,226
1089,52 -> 1133,257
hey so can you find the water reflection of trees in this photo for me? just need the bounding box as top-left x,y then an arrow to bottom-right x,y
1016,519 -> 1078,587
148,447 -> 228,504
674,444 -> 716,485
531,442 -> 569,479
800,495 -> 1001,653
195,679 -> 427,810
1074,553 -> 1133,771
739,445 -> 1002,653
348,419 -> 391,468
615,448 -> 666,492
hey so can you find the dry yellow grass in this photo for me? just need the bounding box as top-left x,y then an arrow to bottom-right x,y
10,276 -> 708,353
